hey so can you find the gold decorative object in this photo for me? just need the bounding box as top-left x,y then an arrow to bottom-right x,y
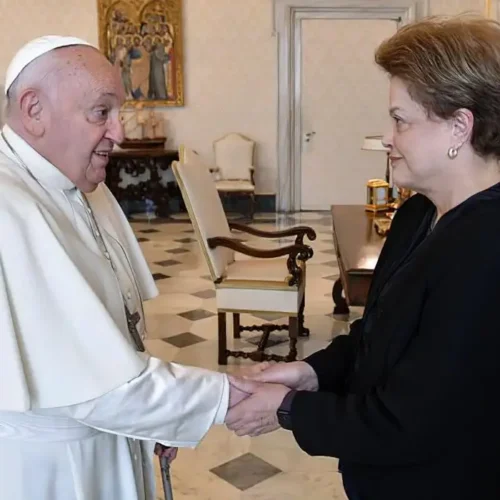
366,179 -> 389,212
389,187 -> 413,211
374,217 -> 391,236
97,0 -> 184,107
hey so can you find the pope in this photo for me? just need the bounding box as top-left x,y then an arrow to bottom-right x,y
0,35 -> 247,500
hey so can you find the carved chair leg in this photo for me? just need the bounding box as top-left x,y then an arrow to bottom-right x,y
233,313 -> 241,339
218,312 -> 228,365
287,316 -> 298,362
298,295 -> 309,337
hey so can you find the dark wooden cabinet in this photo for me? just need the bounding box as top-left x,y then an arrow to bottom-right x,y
105,148 -> 180,217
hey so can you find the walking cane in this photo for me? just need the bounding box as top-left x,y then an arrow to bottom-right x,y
156,445 -> 175,500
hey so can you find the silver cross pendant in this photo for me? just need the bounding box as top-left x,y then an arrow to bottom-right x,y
125,304 -> 146,352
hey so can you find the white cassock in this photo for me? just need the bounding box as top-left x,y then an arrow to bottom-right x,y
0,125 -> 229,500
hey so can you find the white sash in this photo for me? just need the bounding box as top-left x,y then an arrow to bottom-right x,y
0,412 -> 99,442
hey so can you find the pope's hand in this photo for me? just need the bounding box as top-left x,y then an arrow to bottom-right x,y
245,361 -> 319,392
154,444 -> 178,464
228,375 -> 252,408
225,376 -> 290,437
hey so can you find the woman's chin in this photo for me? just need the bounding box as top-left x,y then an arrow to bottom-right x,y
392,170 -> 409,189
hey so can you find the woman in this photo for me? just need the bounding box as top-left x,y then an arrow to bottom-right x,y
226,16 -> 500,499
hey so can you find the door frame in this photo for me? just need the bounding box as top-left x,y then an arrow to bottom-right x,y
490,0 -> 500,18
274,0 -> 430,212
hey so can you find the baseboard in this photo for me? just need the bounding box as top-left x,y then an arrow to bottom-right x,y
120,193 -> 276,217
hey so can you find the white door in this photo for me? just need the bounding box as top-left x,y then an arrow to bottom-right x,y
300,19 -> 398,210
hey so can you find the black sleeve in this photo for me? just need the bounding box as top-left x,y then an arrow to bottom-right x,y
290,218 -> 500,466
303,319 -> 363,392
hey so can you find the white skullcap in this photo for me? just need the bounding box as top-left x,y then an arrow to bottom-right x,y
4,35 -> 95,95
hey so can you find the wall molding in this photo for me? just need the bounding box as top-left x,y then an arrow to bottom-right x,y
489,0 -> 499,18
274,0 -> 430,212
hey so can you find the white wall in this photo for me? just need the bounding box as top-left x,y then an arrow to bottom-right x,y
0,0 -> 487,193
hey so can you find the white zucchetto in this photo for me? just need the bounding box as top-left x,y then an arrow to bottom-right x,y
4,35 -> 95,95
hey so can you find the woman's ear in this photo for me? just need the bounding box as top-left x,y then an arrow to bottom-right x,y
451,108 -> 474,149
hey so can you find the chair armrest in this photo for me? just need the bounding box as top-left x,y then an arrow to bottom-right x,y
229,223 -> 316,245
207,237 -> 313,286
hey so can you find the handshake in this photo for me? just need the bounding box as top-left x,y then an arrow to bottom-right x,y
225,361 -> 319,438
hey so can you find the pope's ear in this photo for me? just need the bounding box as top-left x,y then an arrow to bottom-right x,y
18,89 -> 45,136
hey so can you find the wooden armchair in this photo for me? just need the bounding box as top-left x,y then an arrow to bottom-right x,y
172,152 -> 316,365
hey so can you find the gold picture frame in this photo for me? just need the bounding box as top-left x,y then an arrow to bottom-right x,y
97,0 -> 184,107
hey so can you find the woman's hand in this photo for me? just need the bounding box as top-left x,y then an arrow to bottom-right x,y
244,361 -> 319,392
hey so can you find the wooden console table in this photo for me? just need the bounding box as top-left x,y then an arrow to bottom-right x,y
331,205 -> 387,315
105,148 -> 179,217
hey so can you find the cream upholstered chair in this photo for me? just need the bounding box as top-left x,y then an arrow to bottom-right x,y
172,151 -> 316,365
212,133 -> 256,219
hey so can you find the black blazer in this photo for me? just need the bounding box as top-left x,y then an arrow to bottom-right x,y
290,185 -> 500,499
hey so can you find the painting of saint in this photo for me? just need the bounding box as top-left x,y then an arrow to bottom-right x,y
99,0 -> 184,106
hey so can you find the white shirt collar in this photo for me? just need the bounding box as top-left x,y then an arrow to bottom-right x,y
0,124 -> 76,191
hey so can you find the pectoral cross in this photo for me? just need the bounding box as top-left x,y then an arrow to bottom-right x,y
125,304 -> 145,352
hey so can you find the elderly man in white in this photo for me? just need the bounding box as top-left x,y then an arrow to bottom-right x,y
0,36 -> 247,500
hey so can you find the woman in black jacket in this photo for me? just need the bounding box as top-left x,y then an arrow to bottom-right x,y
226,16 -> 500,500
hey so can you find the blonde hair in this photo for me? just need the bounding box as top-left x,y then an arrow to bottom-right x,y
375,16 -> 500,158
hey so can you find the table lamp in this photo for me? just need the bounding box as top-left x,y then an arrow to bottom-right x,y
362,134 -> 391,181
362,135 -> 400,202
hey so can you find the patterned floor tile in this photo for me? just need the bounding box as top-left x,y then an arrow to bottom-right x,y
152,272 -> 171,281
147,293 -> 203,315
246,333 -> 288,348
143,338 -> 180,362
166,248 -> 190,254
192,289 -> 216,299
251,312 -> 286,322
210,453 -> 282,491
317,218 -> 333,225
322,260 -> 338,267
322,274 -> 339,281
154,259 -> 182,267
179,309 -> 216,321
155,277 -> 211,295
162,332 -> 207,348
174,237 -> 197,243
144,312 -> 193,340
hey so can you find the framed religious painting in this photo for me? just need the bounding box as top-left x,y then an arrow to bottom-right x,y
97,0 -> 184,107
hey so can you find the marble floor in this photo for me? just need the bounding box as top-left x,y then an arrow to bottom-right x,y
133,211 -> 362,500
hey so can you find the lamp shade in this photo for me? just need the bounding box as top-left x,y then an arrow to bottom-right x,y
362,135 -> 389,152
